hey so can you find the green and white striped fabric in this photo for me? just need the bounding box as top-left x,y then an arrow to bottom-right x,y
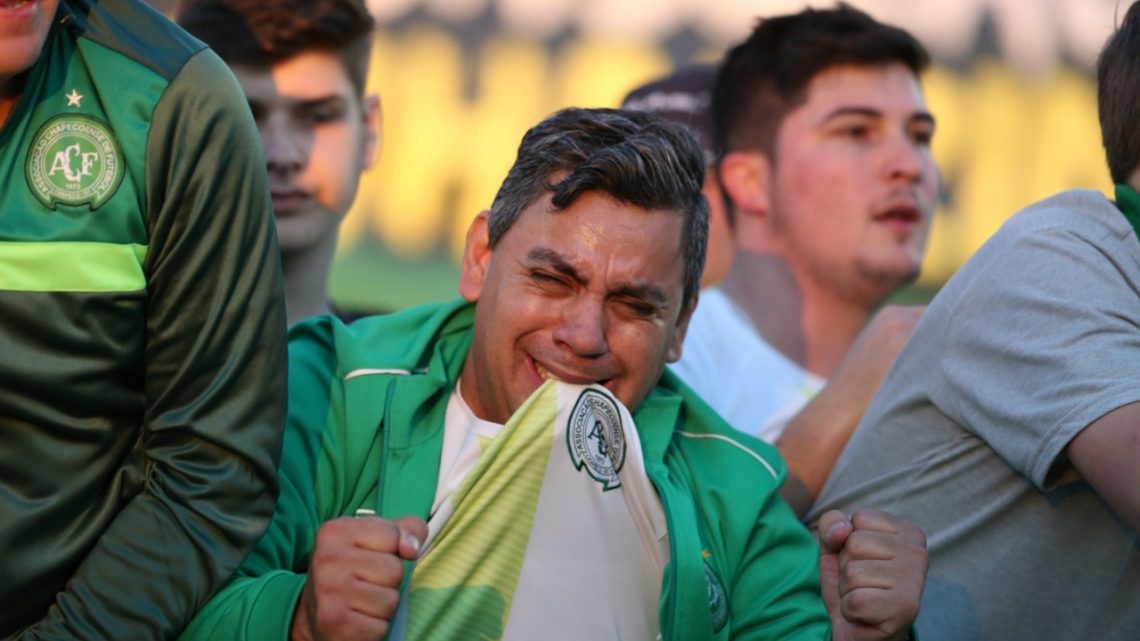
396,380 -> 668,640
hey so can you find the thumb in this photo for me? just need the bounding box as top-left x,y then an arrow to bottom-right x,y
818,509 -> 853,555
816,510 -> 852,615
393,515 -> 428,561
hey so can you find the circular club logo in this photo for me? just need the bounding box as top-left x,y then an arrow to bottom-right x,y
567,388 -> 626,491
705,558 -> 729,633
26,114 -> 124,209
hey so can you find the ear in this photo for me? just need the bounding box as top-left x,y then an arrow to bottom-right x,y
665,294 -> 698,363
360,93 -> 382,170
458,210 -> 493,302
718,150 -> 771,219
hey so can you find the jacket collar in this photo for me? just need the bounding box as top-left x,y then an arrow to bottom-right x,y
1114,183 -> 1140,241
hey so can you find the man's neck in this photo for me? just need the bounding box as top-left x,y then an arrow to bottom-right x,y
720,250 -> 873,378
282,233 -> 338,327
1127,171 -> 1140,195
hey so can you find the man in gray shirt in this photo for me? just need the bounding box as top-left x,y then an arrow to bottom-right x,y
808,4 -> 1140,640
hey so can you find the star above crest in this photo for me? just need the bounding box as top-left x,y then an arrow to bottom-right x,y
66,89 -> 84,108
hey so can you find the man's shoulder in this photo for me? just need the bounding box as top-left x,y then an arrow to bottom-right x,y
63,0 -> 206,81
289,299 -> 475,376
937,188 -> 1134,302
652,369 -> 788,492
999,189 -> 1126,242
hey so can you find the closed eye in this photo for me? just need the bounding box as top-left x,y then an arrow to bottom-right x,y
530,270 -> 571,290
625,302 -> 656,317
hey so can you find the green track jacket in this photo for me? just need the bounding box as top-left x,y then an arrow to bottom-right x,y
180,299 -> 832,641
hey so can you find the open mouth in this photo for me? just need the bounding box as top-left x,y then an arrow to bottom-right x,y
534,361 -> 558,382
874,203 -> 921,224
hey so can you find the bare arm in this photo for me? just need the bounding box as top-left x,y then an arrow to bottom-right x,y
778,306 -> 923,516
1065,400 -> 1140,531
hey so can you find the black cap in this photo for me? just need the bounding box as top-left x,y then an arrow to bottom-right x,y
621,64 -> 717,163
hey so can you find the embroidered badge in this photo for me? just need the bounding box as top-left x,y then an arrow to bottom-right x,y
25,114 -> 124,210
567,388 -> 626,491
704,555 -> 729,633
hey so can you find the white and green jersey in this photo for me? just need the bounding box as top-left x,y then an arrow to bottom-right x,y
391,380 -> 667,640
0,0 -> 286,638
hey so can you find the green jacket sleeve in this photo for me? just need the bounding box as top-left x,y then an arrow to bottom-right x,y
731,478 -> 831,640
179,317 -> 348,641
22,50 -> 287,641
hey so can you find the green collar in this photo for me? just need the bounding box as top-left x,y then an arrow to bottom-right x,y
1113,183 -> 1140,239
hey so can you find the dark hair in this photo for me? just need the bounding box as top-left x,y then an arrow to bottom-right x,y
176,0 -> 375,96
1097,1 -> 1140,184
713,3 -> 930,158
489,107 -> 708,307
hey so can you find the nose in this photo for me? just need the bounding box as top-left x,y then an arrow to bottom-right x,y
260,117 -> 306,175
883,134 -> 927,185
552,297 -> 608,358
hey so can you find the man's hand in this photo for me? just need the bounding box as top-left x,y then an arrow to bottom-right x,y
817,509 -> 927,641
291,515 -> 428,641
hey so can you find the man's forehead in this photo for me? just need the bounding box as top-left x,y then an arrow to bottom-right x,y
800,63 -> 926,110
513,201 -> 687,291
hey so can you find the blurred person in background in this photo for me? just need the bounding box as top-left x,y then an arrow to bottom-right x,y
178,0 -> 382,325
670,5 -> 936,514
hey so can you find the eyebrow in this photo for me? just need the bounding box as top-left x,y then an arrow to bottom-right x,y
821,106 -> 936,128
527,247 -> 585,283
295,95 -> 346,108
246,94 -> 347,111
525,247 -> 669,306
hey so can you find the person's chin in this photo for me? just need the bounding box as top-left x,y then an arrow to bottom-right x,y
274,217 -> 325,254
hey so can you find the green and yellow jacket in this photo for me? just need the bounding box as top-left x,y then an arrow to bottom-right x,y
0,0 -> 286,638
180,299 -> 832,641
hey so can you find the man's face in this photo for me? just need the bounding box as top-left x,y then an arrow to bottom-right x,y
766,62 -> 938,304
231,52 -> 378,256
457,190 -> 694,424
0,0 -> 59,84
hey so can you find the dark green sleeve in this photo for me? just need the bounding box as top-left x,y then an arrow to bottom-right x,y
24,50 -> 287,640
178,317 -> 348,641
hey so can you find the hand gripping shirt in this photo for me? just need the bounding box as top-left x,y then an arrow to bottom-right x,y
179,300 -> 834,641
0,0 -> 286,638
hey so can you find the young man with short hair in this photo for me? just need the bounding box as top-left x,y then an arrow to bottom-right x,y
671,6 -> 935,509
178,0 -> 381,325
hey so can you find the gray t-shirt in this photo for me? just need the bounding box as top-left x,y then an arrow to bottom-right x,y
809,189 -> 1140,641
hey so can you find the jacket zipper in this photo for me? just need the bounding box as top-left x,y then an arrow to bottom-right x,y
652,466 -> 679,641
